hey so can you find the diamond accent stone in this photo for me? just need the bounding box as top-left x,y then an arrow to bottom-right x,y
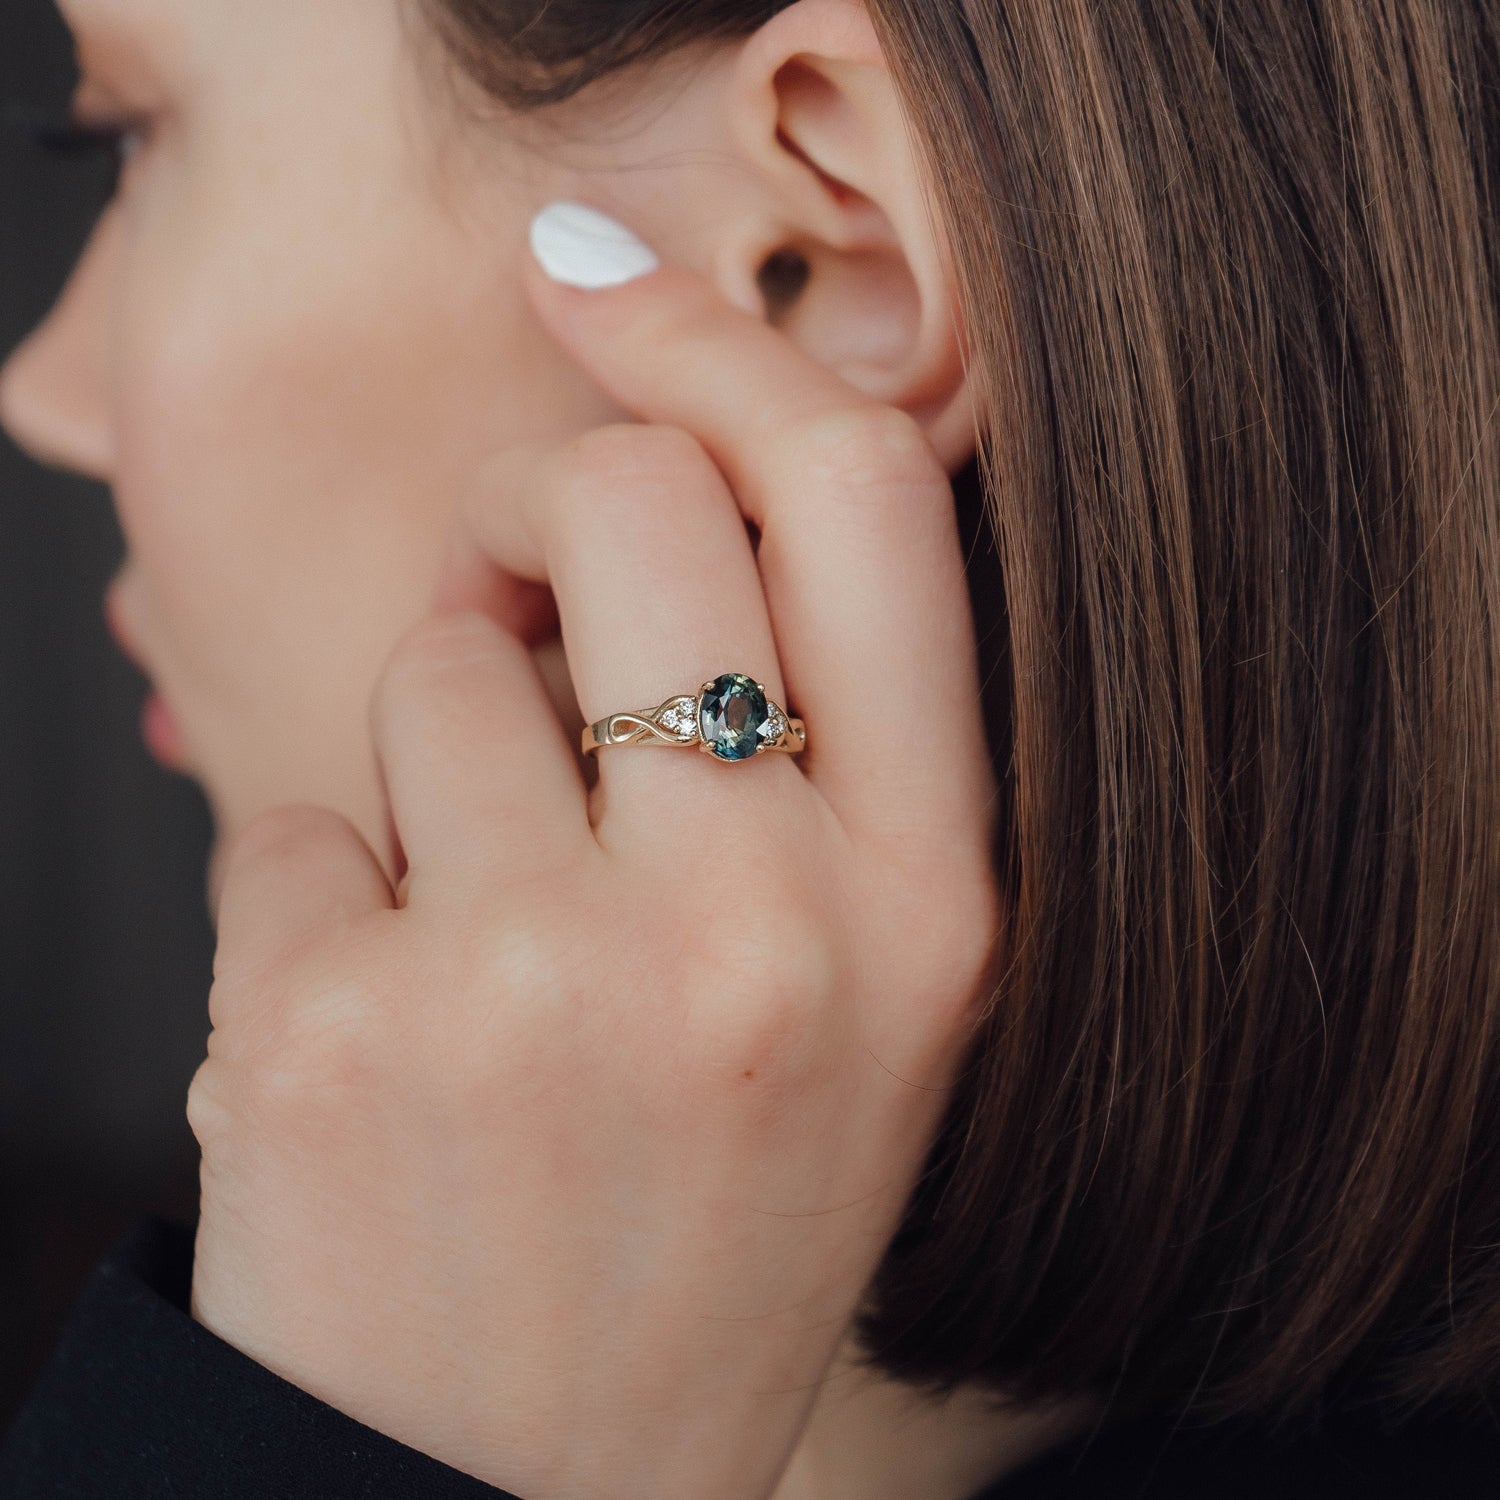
658,698 -> 698,739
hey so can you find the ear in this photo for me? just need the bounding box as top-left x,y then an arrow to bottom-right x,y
718,0 -> 976,474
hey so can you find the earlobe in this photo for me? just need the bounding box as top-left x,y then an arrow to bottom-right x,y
725,0 -> 978,474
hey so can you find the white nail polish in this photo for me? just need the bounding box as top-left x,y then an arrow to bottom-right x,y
529,202 -> 660,289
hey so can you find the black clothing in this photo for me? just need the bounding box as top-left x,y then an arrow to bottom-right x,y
0,1219 -> 502,1500
2,1216 -> 1498,1497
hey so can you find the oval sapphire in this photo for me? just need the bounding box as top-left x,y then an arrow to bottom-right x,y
697,673 -> 769,761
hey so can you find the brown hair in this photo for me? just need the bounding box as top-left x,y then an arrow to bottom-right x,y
424,0 -> 1500,1431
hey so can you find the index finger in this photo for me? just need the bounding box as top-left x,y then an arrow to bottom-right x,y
522,254 -> 992,850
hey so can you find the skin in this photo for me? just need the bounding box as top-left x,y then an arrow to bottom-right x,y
1,0 -> 1098,1493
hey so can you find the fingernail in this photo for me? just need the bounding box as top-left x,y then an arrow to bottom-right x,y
529,202 -> 660,289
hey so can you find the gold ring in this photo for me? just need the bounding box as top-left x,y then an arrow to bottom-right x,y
582,671 -> 806,763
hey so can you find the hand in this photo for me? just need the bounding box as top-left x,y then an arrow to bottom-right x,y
186,244 -> 1000,1500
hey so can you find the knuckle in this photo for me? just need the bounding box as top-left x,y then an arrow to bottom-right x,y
241,980 -> 386,1127
553,423 -> 714,511
280,994 -> 384,1097
474,915 -> 581,1002
208,934 -> 390,1095
399,918 -> 580,1096
679,898 -> 841,1089
384,610 -> 503,687
371,612 -> 508,740
214,808 -> 359,976
793,403 -> 944,493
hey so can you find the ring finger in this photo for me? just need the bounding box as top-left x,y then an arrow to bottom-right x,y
450,422 -> 801,840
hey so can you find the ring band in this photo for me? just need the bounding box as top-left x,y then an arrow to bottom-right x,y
583,671 -> 806,763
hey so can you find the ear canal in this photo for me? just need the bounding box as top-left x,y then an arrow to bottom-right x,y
756,247 -> 813,324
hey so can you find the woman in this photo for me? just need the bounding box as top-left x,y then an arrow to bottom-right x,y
1,0 -> 1498,1495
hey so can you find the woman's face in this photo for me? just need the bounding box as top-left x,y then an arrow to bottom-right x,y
0,0 -> 753,896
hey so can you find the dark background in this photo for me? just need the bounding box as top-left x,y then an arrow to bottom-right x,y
0,0 -> 216,1426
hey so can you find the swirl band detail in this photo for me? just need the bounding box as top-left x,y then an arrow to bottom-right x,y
582,672 -> 806,764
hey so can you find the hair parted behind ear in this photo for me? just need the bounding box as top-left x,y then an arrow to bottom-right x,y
426,0 -> 796,109
420,0 -> 1500,1433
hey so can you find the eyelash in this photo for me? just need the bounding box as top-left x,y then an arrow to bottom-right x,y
11,106 -> 140,197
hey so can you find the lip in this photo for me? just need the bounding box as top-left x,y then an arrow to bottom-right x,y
103,574 -> 191,772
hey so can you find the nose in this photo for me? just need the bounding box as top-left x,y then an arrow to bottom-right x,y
0,207 -> 119,482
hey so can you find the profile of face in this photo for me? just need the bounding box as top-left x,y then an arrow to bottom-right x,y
0,0 -> 973,905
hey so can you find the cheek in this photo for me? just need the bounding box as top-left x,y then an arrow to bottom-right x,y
106,211 -> 518,821
104,183 -> 617,844
114,271 -> 444,717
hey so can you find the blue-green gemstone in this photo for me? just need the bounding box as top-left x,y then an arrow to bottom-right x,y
698,673 -> 769,761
